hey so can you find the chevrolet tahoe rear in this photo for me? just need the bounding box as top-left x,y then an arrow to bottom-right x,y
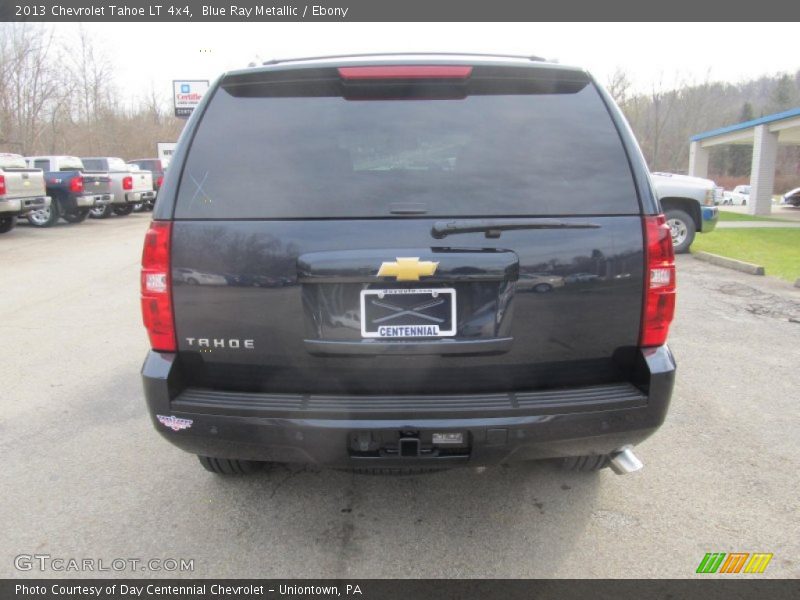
140,54 -> 677,476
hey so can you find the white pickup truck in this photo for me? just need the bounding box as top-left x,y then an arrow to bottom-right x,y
722,185 -> 750,206
651,172 -> 720,253
81,157 -> 155,218
0,153 -> 51,234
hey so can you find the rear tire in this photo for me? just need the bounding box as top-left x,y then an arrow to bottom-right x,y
197,455 -> 262,475
0,216 -> 17,234
89,204 -> 112,219
28,200 -> 60,227
113,204 -> 134,216
557,455 -> 611,472
61,208 -> 90,223
665,208 -> 696,254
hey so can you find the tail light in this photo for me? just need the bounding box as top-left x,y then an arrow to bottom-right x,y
156,175 -> 164,188
0,175 -> 5,195
640,215 -> 676,347
69,176 -> 83,193
141,221 -> 176,352
122,176 -> 133,191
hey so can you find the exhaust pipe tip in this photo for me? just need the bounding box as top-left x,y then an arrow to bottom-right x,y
609,446 -> 643,475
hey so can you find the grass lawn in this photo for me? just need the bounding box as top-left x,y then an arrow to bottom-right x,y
692,228 -> 800,282
717,211 -> 788,222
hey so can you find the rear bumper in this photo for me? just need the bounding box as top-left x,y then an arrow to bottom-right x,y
76,194 -> 111,208
700,205 -> 719,233
0,196 -> 50,214
123,190 -> 156,204
141,346 -> 676,467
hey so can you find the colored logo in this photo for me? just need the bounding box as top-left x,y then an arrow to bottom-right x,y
156,414 -> 193,432
696,552 -> 773,574
377,257 -> 439,282
181,84 -> 190,93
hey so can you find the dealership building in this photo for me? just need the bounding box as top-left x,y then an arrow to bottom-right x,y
688,107 -> 800,215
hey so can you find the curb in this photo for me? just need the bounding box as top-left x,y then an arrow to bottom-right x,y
693,251 -> 765,276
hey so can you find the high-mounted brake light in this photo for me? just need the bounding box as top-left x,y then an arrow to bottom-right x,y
123,176 -> 133,191
338,66 -> 473,80
0,175 -> 5,196
69,176 -> 83,193
141,221 -> 176,352
640,215 -> 676,347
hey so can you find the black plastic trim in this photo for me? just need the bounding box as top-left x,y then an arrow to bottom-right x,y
303,337 -> 514,356
172,382 -> 646,420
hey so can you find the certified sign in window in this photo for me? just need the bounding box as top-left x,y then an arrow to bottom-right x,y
173,80 -> 210,118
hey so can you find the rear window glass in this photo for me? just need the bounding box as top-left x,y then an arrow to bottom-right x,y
131,160 -> 161,172
175,81 -> 638,218
0,154 -> 26,169
57,157 -> 84,171
106,157 -> 129,171
81,159 -> 104,171
83,157 -> 128,172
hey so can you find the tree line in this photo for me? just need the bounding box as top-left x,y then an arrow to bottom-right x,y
607,68 -> 800,191
2,23 -> 799,191
0,23 -> 182,160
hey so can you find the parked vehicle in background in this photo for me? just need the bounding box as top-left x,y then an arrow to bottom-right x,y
127,158 -> 164,211
517,272 -> 565,293
174,267 -> 228,286
24,156 -> 112,227
81,157 -> 155,218
651,172 -> 720,253
141,54 -> 677,477
722,184 -> 750,206
781,187 -> 800,207
0,153 -> 51,234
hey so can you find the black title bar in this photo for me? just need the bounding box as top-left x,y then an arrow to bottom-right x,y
2,0 -> 800,21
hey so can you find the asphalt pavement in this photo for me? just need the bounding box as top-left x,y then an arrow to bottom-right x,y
2,214 -> 798,578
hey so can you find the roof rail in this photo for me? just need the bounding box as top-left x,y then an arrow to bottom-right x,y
261,52 -> 546,66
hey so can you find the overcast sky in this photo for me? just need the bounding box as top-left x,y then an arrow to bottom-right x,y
66,22 -> 799,108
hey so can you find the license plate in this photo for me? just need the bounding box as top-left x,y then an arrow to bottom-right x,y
360,288 -> 456,338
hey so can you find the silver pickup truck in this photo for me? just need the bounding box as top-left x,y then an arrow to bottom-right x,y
81,157 -> 155,218
651,172 -> 720,253
0,153 -> 51,234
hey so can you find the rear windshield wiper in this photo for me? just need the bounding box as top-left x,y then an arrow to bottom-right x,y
431,218 -> 601,239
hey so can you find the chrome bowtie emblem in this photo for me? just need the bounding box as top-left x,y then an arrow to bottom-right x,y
377,257 -> 438,282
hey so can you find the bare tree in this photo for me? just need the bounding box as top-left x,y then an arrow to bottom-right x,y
606,68 -> 632,108
72,25 -> 114,121
0,23 -> 71,154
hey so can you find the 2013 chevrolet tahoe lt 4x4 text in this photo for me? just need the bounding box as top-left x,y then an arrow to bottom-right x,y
140,54 -> 677,476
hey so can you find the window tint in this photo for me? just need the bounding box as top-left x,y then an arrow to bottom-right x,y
106,157 -> 129,172
175,83 -> 638,218
0,155 -> 27,169
58,157 -> 83,171
132,160 -> 162,172
33,160 -> 49,171
82,159 -> 103,171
